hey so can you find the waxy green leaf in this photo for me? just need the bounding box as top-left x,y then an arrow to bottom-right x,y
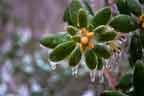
94,43 -> 112,59
110,15 -> 137,32
126,0 -> 142,16
78,9 -> 88,28
64,0 -> 82,26
69,47 -> 81,67
40,32 -> 71,48
85,49 -> 98,70
49,41 -> 76,62
92,7 -> 111,27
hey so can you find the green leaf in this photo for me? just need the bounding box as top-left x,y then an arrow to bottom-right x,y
134,60 -> 144,96
116,0 -> 131,15
102,90 -> 128,96
140,30 -> 144,48
78,8 -> 88,28
49,41 -> 76,62
67,25 -> 78,35
97,31 -> 117,42
93,25 -> 107,34
64,0 -> 82,26
85,49 -> 98,70
72,35 -> 80,42
64,7 -> 73,25
110,15 -> 137,32
69,47 -> 81,67
126,0 -> 142,16
117,72 -> 133,90
97,57 -> 104,70
94,43 -> 112,59
92,7 -> 111,27
87,24 -> 95,32
40,32 -> 71,48
139,0 -> 144,4
128,32 -> 142,67
82,0 -> 94,15
93,25 -> 117,42
88,14 -> 94,24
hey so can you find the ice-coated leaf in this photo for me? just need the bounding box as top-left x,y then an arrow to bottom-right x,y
117,72 -> 133,90
116,0 -> 131,15
134,60 -> 144,96
67,25 -> 78,35
72,35 -> 80,42
129,32 -> 142,67
78,8 -> 88,28
85,49 -> 98,70
82,0 -> 94,15
110,15 -> 137,32
126,0 -> 142,16
97,31 -> 117,42
97,57 -> 104,70
92,7 -> 111,27
93,25 -> 106,34
94,43 -> 112,59
69,47 -> 81,67
40,32 -> 71,48
87,24 -> 95,32
49,41 -> 76,62
64,0 -> 82,26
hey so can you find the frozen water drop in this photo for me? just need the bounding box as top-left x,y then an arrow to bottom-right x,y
40,44 -> 45,48
49,61 -> 57,70
100,75 -> 104,84
48,50 -> 57,70
90,70 -> 96,82
98,71 -> 104,84
106,64 -> 111,70
72,65 -> 79,78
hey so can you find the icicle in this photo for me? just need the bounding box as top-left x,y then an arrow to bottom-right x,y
106,59 -> 111,70
100,75 -> 104,84
72,65 -> 79,78
89,70 -> 96,82
80,55 -> 88,70
48,50 -> 57,70
40,44 -> 45,48
98,71 -> 104,84
49,60 -> 57,70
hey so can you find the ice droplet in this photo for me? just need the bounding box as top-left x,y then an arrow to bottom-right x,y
49,61 -> 57,70
48,50 -> 57,70
98,71 -> 104,84
40,44 -> 45,48
72,65 -> 79,78
90,70 -> 96,82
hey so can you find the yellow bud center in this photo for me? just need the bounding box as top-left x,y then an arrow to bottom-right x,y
80,28 -> 87,35
86,32 -> 94,39
139,15 -> 144,29
81,36 -> 89,45
88,43 -> 94,49
139,15 -> 144,22
79,28 -> 95,52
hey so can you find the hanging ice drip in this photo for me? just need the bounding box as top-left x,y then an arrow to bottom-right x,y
46,49 -> 57,70
89,70 -> 96,82
106,33 -> 128,70
72,65 -> 79,78
98,70 -> 104,84
48,57 -> 57,71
